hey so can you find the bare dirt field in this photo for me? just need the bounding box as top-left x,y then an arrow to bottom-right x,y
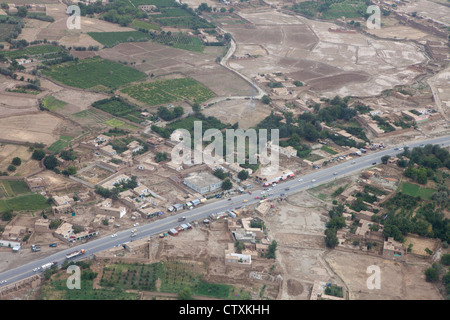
224,9 -> 428,98
202,98 -> 272,129
0,113 -> 64,145
325,250 -> 442,300
0,92 -> 39,119
263,191 -> 342,299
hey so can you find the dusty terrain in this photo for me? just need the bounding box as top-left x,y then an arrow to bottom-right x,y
263,191 -> 339,299
325,250 -> 442,300
224,9 -> 428,98
202,98 -> 272,129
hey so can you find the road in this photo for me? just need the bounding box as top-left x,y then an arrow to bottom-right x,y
0,135 -> 449,287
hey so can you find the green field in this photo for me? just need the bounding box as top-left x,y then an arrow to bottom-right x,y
88,31 -> 150,47
129,0 -> 177,8
131,19 -> 161,31
42,96 -> 67,111
399,182 -> 435,200
306,154 -> 324,162
99,261 -> 250,299
149,33 -> 204,52
0,180 -> 31,198
41,57 -> 147,90
121,77 -> 214,106
0,193 -> 50,212
0,23 -> 16,42
48,136 -> 74,153
104,118 -> 126,128
92,97 -> 143,124
321,145 -> 338,155
1,44 -> 62,60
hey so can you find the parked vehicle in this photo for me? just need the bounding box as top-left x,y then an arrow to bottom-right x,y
49,243 -> 57,247
178,216 -> 186,222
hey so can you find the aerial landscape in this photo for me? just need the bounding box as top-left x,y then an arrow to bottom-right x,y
0,0 -> 449,306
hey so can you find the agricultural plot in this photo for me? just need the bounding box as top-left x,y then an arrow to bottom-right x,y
150,33 -> 204,52
0,180 -> 30,197
154,16 -> 215,29
131,19 -> 160,31
87,31 -> 150,48
92,97 -> 143,124
121,77 -> 215,106
0,23 -> 16,42
130,0 -> 177,8
48,135 -> 74,153
321,145 -> 338,155
71,109 -> 113,124
41,57 -> 147,90
41,96 -> 67,111
399,182 -> 435,200
1,44 -> 62,60
99,261 -> 250,299
41,277 -> 139,300
153,8 -> 193,17
321,1 -> 367,20
0,193 -> 50,212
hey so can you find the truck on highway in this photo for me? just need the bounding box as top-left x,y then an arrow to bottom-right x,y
65,249 -> 85,259
41,262 -> 55,271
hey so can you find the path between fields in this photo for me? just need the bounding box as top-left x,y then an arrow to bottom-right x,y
139,290 -> 222,300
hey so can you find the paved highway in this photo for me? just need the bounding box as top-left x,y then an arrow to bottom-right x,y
0,135 -> 449,287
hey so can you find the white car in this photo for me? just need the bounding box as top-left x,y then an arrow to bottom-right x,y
351,161 -> 356,164
311,179 -> 316,182
133,223 -> 139,227
111,234 -> 117,238
272,183 -> 277,187
298,179 -> 303,182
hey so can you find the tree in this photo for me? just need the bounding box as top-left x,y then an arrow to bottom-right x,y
155,152 -> 168,163
7,165 -> 16,172
381,155 -> 390,164
1,210 -> 13,221
237,170 -> 249,181
261,95 -> 271,104
63,165 -> 77,176
441,254 -> 450,266
43,155 -> 58,170
265,240 -> 277,259
425,267 -> 438,282
192,102 -> 201,113
325,228 -> 338,248
11,157 -> 21,166
178,287 -> 193,300
49,219 -> 62,229
213,168 -> 227,179
17,6 -> 28,17
32,149 -> 46,161
222,178 -> 232,190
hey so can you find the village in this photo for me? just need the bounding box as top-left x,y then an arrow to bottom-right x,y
0,0 -> 449,301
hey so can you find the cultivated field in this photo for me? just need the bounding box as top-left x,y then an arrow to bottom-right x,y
97,42 -> 251,96
41,57 -> 147,90
121,77 -> 215,106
